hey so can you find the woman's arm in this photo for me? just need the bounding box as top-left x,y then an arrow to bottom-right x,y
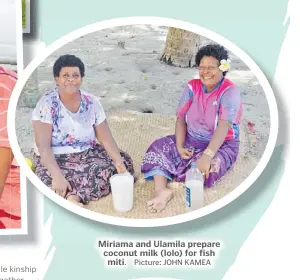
0,147 -> 14,198
95,120 -> 126,172
32,121 -> 71,196
175,83 -> 194,159
206,86 -> 241,155
33,121 -> 62,178
206,120 -> 231,153
175,118 -> 187,150
175,118 -> 193,159
197,86 -> 242,177
197,120 -> 230,178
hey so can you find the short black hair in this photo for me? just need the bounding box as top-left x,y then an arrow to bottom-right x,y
53,54 -> 85,78
195,44 -> 229,75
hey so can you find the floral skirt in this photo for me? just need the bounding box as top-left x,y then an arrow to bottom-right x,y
33,144 -> 134,204
141,134 -> 239,187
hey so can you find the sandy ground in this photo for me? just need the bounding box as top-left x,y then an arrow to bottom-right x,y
15,25 -> 270,216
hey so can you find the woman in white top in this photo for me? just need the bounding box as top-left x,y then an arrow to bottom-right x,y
32,54 -> 134,207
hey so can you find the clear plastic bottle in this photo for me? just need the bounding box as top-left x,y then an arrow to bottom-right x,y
185,161 -> 204,212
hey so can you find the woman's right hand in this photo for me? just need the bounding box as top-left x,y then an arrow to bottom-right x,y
177,147 -> 194,159
52,174 -> 72,198
115,161 -> 127,174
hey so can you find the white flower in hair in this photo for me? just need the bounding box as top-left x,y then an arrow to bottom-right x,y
219,59 -> 231,72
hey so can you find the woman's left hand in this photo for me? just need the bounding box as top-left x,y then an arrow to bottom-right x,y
197,154 -> 212,179
115,161 -> 127,174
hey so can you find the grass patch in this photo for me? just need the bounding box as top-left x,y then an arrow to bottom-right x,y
22,0 -> 26,28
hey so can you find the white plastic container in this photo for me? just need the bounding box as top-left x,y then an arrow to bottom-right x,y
185,162 -> 204,212
110,172 -> 134,213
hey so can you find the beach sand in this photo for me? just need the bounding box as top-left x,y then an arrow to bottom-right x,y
16,25 -> 270,218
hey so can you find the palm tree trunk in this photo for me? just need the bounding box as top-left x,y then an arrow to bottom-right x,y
160,27 -> 201,68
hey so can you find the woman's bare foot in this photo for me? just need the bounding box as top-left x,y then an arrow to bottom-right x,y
147,175 -> 173,213
147,188 -> 173,213
67,195 -> 84,207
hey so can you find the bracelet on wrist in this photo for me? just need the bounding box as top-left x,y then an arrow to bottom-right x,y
203,148 -> 215,158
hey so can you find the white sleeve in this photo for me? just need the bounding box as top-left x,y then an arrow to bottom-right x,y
94,98 -> 106,126
31,96 -> 53,124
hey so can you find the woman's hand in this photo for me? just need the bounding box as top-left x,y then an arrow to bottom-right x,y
177,147 -> 193,159
52,174 -> 72,197
197,154 -> 212,179
115,161 -> 127,174
95,121 -> 127,174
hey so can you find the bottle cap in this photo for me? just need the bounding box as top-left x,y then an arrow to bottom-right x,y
191,161 -> 197,168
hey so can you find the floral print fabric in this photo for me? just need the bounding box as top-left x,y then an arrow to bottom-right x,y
32,88 -> 106,154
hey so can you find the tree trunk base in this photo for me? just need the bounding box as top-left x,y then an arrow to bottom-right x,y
160,27 -> 200,68
160,53 -> 193,68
